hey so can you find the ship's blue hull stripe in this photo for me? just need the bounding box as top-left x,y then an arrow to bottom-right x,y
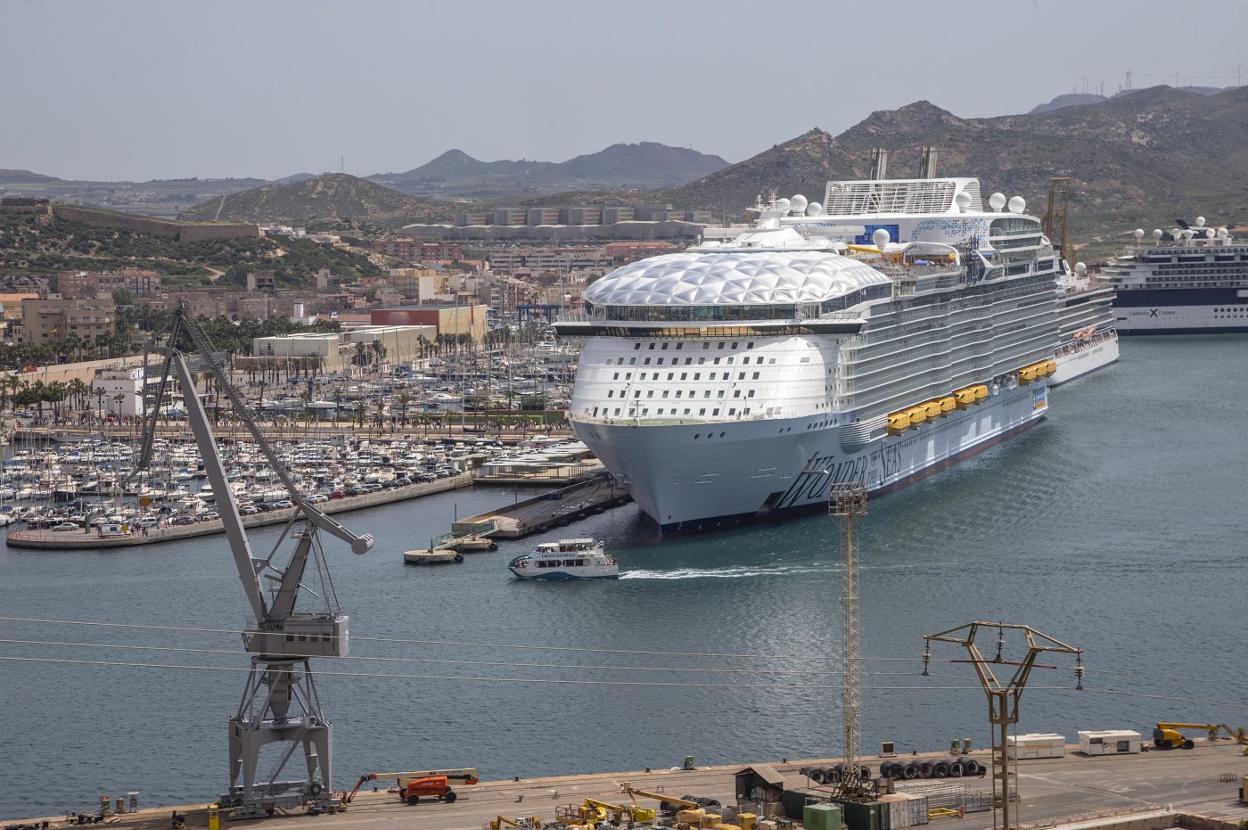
1114,287 -> 1248,307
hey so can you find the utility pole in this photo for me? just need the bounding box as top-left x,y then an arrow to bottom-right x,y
922,623 -> 1083,830
829,481 -> 869,798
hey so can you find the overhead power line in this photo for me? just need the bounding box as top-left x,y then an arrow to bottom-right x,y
0,637 -> 945,678
0,654 -> 1005,691
0,615 -> 913,662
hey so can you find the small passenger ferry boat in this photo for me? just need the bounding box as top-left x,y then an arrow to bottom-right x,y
508,538 -> 619,580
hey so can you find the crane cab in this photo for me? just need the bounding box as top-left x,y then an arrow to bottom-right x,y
244,614 -> 351,658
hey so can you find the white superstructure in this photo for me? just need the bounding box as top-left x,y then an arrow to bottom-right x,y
1051,260 -> 1118,386
556,177 -> 1060,532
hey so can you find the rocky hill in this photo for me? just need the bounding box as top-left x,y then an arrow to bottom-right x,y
371,142 -> 728,198
659,86 -> 1248,234
180,173 -> 445,226
0,169 -> 60,184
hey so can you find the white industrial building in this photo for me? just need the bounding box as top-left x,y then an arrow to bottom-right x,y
92,367 -> 145,418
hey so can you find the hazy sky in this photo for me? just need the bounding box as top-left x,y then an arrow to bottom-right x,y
5,0 -> 1247,181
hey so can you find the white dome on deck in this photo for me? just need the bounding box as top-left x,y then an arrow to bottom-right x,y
583,250 -> 890,307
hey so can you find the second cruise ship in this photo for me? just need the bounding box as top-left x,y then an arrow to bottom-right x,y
1102,219 -> 1248,333
556,176 -> 1060,532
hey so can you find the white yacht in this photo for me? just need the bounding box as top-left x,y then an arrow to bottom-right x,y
556,176 -> 1061,532
508,538 -> 619,580
1099,219 -> 1248,333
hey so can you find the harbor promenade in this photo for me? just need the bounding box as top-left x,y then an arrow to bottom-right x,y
5,473 -> 472,549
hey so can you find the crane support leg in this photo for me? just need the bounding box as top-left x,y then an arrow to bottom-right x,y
223,659 -> 333,818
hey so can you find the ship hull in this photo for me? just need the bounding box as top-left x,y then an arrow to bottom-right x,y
1051,335 -> 1119,386
573,383 -> 1049,533
1114,288 -> 1248,333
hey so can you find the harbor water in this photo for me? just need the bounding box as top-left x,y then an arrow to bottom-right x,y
2,336 -> 1246,819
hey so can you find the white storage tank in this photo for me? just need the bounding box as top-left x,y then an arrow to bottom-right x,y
1078,729 -> 1142,756
1007,732 -> 1067,759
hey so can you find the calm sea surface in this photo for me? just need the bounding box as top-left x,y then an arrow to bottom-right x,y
2,336 -> 1245,819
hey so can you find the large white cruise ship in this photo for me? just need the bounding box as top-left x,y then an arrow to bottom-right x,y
1051,260 -> 1118,385
1101,219 -> 1248,334
556,177 -> 1060,532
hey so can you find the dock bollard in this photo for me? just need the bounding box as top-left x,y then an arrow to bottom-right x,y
207,806 -> 220,830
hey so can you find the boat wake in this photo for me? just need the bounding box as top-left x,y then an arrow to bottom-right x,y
620,564 -> 838,581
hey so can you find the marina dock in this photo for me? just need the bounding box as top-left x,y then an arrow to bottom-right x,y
4,473 -> 472,549
455,474 -> 631,539
15,745 -> 1248,830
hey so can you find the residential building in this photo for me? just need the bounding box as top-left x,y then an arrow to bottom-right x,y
14,297 -> 116,346
486,246 -> 611,273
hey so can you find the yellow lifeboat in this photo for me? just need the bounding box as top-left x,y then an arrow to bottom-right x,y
973,384 -> 988,400
887,414 -> 909,434
955,388 -> 976,407
922,401 -> 942,419
939,396 -> 957,414
1019,367 -> 1036,383
907,407 -> 927,426
1044,359 -> 1057,375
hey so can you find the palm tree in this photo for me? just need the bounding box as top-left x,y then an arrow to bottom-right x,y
397,391 -> 410,428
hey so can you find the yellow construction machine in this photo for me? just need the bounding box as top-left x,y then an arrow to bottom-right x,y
619,784 -> 708,815
1153,722 -> 1248,750
618,784 -> 735,827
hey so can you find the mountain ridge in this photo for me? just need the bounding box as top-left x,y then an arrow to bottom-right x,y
659,86 -> 1248,229
370,141 -> 729,198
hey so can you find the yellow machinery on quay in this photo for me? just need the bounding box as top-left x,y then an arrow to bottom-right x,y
1153,722 -> 1248,750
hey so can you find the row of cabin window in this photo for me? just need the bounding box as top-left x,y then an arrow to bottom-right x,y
613,370 -> 763,381
608,388 -> 760,400
596,406 -> 751,418
613,354 -> 776,367
537,559 -> 587,568
634,340 -> 756,350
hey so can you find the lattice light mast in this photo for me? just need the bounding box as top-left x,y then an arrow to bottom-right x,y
1043,176 -> 1074,265
828,482 -> 869,797
922,623 -> 1083,830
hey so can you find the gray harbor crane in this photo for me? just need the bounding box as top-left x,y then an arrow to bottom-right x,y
136,306 -> 374,818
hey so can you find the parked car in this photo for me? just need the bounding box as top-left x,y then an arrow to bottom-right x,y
51,522 -> 79,532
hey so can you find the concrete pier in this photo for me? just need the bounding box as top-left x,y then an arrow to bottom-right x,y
455,475 -> 631,539
11,744 -> 1248,829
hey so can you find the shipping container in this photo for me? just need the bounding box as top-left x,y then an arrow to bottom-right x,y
1006,732 -> 1067,759
879,793 -> 929,828
1077,729 -> 1142,756
803,803 -> 842,830
841,800 -> 885,830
